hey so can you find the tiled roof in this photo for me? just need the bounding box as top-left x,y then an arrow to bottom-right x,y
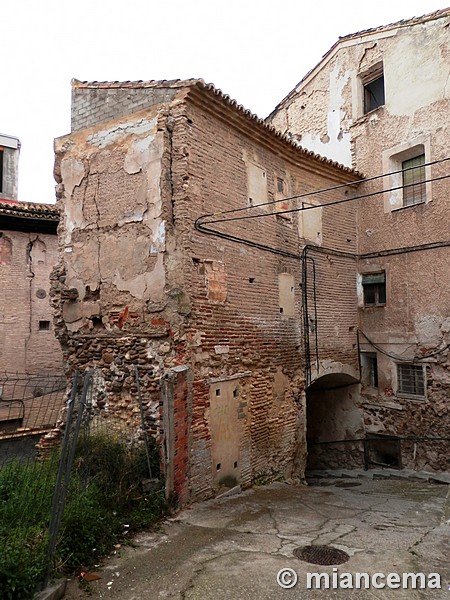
72,79 -> 361,178
0,199 -> 59,221
337,7 -> 450,42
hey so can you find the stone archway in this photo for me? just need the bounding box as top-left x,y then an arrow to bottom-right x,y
306,361 -> 363,471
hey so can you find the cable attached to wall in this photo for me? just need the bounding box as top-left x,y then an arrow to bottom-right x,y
358,329 -> 450,362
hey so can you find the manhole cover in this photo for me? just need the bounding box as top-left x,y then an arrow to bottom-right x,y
293,545 -> 350,566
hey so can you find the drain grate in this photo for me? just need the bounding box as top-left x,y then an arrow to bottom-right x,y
293,545 -> 350,566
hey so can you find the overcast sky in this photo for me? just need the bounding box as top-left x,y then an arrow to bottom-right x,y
1,0 -> 448,204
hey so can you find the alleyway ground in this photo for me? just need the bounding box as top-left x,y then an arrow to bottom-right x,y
64,474 -> 450,599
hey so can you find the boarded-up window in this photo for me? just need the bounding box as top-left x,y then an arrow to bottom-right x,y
402,154 -> 426,206
0,236 -> 12,265
299,202 -> 322,245
278,273 -> 295,316
247,162 -> 267,208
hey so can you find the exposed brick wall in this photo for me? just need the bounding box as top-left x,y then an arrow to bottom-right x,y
169,93 -> 359,494
0,230 -> 63,374
54,83 -> 362,504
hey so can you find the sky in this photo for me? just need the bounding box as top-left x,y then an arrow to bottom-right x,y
1,0 -> 448,205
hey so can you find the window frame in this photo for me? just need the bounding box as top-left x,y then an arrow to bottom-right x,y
402,154 -> 426,207
361,272 -> 386,307
361,352 -> 379,388
360,62 -> 385,115
397,363 -> 426,399
382,136 -> 431,213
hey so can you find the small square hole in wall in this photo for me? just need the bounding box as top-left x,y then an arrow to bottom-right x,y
216,463 -> 221,470
279,307 -> 284,314
39,320 -> 50,331
215,389 -> 221,396
234,461 -> 238,469
249,277 -> 255,283
233,388 -> 239,398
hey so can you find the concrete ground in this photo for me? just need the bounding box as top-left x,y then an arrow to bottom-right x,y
64,473 -> 450,599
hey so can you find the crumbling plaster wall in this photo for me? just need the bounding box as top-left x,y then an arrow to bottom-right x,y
52,105 -> 188,439
54,84 -> 363,501
269,15 -> 450,471
269,16 -> 450,172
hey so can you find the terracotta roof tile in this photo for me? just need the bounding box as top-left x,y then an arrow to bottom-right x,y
0,200 -> 59,221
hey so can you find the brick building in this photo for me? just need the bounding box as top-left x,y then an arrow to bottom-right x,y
0,134 -> 62,376
268,8 -> 450,471
53,79 -> 361,503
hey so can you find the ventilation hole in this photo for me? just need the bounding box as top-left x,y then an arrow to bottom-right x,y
39,320 -> 50,331
293,545 -> 349,566
279,307 -> 284,313
249,277 -> 255,283
233,388 -> 239,398
215,389 -> 221,396
216,463 -> 221,470
234,461 -> 238,469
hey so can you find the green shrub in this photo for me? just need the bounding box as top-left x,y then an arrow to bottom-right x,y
0,434 -> 165,598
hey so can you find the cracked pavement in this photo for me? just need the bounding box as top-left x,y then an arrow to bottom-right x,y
64,477 -> 450,599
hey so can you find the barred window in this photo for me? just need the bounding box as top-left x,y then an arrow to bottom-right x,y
402,154 -> 426,206
397,364 -> 425,398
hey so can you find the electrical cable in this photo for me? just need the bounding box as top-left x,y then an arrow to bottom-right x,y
196,155 -> 450,219
358,329 -> 450,362
196,171 -> 450,225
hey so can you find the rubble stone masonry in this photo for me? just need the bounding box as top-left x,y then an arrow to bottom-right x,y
53,81 -> 360,502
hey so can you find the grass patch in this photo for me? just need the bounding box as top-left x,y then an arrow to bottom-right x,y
0,434 -> 165,598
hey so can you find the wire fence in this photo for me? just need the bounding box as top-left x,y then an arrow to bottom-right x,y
0,372 -> 66,466
0,368 -> 163,598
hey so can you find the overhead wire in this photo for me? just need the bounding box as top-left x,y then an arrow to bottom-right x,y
358,330 -> 450,362
195,156 -> 450,221
196,169 -> 450,226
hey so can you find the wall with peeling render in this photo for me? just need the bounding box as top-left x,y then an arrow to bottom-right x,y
53,83 -> 361,503
0,230 -> 62,374
269,11 -> 450,471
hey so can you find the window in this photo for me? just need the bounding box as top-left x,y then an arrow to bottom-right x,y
274,176 -> 291,219
397,364 -> 425,398
402,154 -> 426,206
362,64 -> 385,114
362,272 -> 386,306
382,136 -> 430,213
39,320 -> 51,331
361,353 -> 378,388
